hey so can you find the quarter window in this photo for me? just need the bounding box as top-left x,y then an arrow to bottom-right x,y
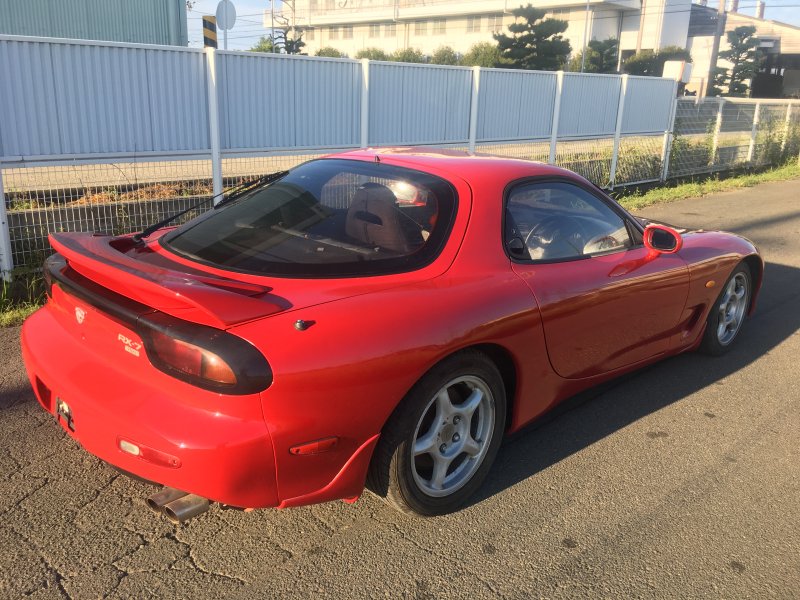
505,182 -> 632,261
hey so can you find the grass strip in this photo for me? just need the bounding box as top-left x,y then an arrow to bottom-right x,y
616,163 -> 800,211
0,304 -> 39,327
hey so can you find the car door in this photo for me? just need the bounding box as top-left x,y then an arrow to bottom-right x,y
505,179 -> 689,379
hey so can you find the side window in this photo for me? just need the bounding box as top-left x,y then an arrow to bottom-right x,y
506,182 -> 632,261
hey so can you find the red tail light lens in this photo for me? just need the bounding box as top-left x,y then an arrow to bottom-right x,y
137,313 -> 272,394
149,330 -> 237,385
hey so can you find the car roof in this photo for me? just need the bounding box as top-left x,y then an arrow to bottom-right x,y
329,147 -> 584,185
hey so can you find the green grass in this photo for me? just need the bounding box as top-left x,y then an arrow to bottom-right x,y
616,162 -> 800,211
0,303 -> 39,327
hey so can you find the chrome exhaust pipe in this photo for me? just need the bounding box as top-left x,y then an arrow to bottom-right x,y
163,494 -> 210,524
146,487 -> 188,514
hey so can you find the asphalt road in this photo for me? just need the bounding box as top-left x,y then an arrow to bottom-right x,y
1,180 -> 798,599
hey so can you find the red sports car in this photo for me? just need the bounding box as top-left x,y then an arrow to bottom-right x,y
21,148 -> 762,521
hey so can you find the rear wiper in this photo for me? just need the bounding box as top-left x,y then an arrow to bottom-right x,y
133,170 -> 289,243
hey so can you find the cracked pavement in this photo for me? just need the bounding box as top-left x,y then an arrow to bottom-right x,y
1,180 -> 798,598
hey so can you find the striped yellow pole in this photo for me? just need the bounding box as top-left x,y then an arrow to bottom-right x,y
202,16 -> 218,49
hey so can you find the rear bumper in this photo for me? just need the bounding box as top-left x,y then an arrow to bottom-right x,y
21,306 -> 279,508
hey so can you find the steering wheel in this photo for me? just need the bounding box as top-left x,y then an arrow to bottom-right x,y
524,216 -> 587,258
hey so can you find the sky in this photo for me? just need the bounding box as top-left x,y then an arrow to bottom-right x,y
187,0 -> 274,50
185,0 -> 800,51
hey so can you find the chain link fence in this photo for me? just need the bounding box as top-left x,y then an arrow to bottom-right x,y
2,98 -> 799,278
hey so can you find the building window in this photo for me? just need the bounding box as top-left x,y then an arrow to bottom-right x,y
466,16 -> 481,33
329,26 -> 339,40
325,0 -> 334,9
487,14 -> 503,33
385,23 -> 396,37
306,28 -> 315,41
415,20 -> 427,36
432,19 -> 446,35
369,23 -> 380,38
310,0 -> 318,11
343,25 -> 353,39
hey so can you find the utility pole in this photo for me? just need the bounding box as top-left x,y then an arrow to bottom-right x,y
580,0 -> 591,72
704,0 -> 727,97
271,0 -> 275,53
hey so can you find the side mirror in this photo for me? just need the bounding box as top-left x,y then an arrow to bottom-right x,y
643,224 -> 683,254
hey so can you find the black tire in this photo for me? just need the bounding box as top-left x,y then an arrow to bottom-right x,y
699,262 -> 752,356
366,350 -> 506,516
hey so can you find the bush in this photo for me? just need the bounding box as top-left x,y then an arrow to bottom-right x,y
316,47 -> 346,58
355,47 -> 389,61
391,48 -> 426,63
430,46 -> 460,66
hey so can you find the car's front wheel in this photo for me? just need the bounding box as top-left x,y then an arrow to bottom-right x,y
700,262 -> 752,356
367,351 -> 506,516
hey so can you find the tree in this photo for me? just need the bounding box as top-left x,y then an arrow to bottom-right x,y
568,38 -> 619,73
430,46 -> 460,66
316,47 -> 346,58
624,46 -> 691,77
624,50 -> 657,76
391,48 -> 426,63
273,29 -> 306,55
460,42 -> 507,68
707,66 -> 727,97
249,36 -> 276,53
493,4 -> 571,71
718,26 -> 760,97
355,48 -> 389,61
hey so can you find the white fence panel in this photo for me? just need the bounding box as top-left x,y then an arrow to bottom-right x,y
622,77 -> 676,134
0,37 -> 208,159
0,39 -> 63,157
477,69 -> 556,142
558,73 -> 621,138
218,52 -> 362,151
368,62 -> 472,145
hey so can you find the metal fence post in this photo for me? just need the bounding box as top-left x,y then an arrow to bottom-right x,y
360,59 -> 370,148
781,102 -> 793,154
548,71 -> 564,165
608,74 -> 628,189
710,99 -> 724,169
204,48 -> 223,203
660,81 -> 680,182
746,101 -> 761,164
468,66 -> 481,154
0,164 -> 13,281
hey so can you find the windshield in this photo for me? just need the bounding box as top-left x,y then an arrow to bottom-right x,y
162,159 -> 457,277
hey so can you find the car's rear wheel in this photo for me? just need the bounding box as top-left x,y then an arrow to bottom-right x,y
367,351 -> 506,516
699,262 -> 751,356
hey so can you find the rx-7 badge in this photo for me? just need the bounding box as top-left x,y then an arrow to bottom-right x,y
118,334 -> 142,357
75,307 -> 86,324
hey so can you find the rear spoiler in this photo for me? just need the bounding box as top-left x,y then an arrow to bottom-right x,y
49,233 -> 286,329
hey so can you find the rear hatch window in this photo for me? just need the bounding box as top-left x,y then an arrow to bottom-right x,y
162,159 -> 457,277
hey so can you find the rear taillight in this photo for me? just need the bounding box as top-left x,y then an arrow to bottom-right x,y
137,313 -> 272,394
148,330 -> 237,385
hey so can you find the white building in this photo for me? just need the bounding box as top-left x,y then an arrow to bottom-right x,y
269,0 -> 800,97
270,0 -> 693,60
